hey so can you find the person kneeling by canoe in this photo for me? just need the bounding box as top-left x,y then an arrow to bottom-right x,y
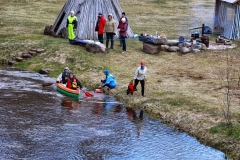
56,67 -> 72,86
66,73 -> 82,90
100,69 -> 117,90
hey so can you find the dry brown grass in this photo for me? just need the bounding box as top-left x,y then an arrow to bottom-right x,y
1,0 -> 240,158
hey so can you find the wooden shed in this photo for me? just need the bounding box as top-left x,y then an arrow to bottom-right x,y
50,0 -> 134,40
214,0 -> 240,39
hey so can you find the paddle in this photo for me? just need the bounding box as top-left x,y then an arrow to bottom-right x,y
83,90 -> 93,97
42,82 -> 55,87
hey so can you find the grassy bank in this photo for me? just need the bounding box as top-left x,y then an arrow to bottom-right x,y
1,0 -> 240,159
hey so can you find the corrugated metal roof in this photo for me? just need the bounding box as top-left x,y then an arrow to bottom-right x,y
221,0 -> 239,3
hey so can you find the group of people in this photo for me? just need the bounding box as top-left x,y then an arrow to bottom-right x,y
56,61 -> 147,97
66,11 -> 128,54
100,60 -> 147,97
56,67 -> 82,90
95,12 -> 128,53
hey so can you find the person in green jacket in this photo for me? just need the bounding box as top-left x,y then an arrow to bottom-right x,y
66,11 -> 78,41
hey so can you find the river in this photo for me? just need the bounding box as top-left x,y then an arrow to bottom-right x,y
0,66 -> 229,160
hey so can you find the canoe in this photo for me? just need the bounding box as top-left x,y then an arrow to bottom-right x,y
56,83 -> 80,99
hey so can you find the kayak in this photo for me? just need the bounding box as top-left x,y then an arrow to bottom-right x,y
56,83 -> 80,99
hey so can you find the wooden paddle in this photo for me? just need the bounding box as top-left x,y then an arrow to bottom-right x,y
42,82 -> 55,87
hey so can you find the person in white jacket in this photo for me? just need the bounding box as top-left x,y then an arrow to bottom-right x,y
133,61 -> 147,97
56,67 -> 72,86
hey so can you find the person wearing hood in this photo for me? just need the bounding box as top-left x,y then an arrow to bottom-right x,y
95,12 -> 106,44
117,12 -> 128,47
66,11 -> 78,41
56,67 -> 72,86
118,17 -> 128,54
105,13 -> 116,49
101,69 -> 117,89
133,61 -> 147,97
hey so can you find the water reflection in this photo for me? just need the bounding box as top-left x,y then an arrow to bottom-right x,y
61,97 -> 80,109
127,108 -> 144,137
0,66 -> 228,160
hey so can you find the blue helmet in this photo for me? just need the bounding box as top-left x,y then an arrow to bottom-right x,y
104,69 -> 109,74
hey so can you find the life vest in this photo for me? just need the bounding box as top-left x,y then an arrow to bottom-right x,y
62,72 -> 71,84
72,78 -> 77,89
67,16 -> 77,27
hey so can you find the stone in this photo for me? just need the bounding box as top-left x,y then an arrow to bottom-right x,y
191,49 -> 201,53
44,25 -> 53,35
167,40 -> 179,46
143,42 -> 161,54
179,46 -> 190,54
30,48 -> 37,52
36,48 -> 45,53
39,68 -> 51,74
29,51 -> 37,56
86,43 -> 106,53
15,57 -> 24,62
17,52 -> 23,57
224,40 -> 232,45
22,53 -> 32,58
8,60 -> 16,65
58,27 -> 68,38
178,42 -> 191,48
168,46 -> 179,52
199,43 -> 207,50
161,45 -> 170,51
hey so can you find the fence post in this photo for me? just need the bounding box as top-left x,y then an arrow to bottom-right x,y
202,24 -> 205,36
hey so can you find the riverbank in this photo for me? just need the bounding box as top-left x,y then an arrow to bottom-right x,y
0,0 -> 240,159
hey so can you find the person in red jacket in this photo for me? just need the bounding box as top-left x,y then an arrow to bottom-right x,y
95,12 -> 106,44
127,80 -> 135,95
66,73 -> 82,90
117,12 -> 128,46
118,17 -> 128,54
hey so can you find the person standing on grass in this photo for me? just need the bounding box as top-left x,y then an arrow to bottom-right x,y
95,12 -> 106,44
117,12 -> 128,47
118,17 -> 128,54
105,13 -> 116,49
133,61 -> 147,97
66,11 -> 78,42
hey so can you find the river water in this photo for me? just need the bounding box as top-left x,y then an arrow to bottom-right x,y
0,66 -> 229,160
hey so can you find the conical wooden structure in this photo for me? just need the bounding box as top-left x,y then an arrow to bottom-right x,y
51,0 -> 134,40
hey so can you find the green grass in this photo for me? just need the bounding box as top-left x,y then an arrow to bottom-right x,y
1,0 -> 240,158
210,122 -> 240,140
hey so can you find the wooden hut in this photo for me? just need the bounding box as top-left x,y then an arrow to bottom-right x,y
50,0 -> 134,40
214,0 -> 240,39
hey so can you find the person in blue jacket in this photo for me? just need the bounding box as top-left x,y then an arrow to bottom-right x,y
101,69 -> 117,89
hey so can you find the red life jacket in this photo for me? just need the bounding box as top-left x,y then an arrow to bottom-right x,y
128,83 -> 134,93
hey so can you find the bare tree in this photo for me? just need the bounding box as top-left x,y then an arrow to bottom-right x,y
222,54 -> 233,127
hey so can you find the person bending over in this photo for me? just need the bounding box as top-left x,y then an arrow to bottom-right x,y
101,69 -> 117,90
